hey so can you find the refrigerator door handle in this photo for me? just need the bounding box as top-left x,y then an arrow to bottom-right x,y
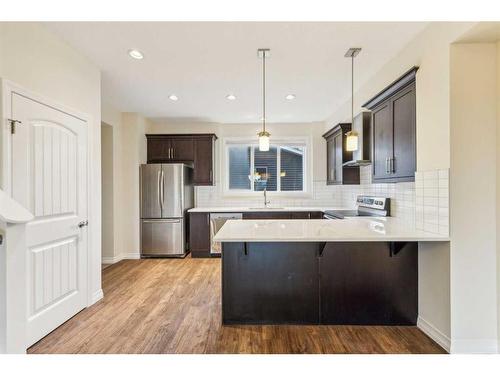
160,169 -> 165,211
157,169 -> 163,212
142,219 -> 181,223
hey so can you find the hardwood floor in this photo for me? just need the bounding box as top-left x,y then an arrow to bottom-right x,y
28,257 -> 446,354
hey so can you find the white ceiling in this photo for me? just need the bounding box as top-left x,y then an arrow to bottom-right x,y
45,22 -> 428,123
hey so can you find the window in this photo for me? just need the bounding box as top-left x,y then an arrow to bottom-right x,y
226,141 -> 307,193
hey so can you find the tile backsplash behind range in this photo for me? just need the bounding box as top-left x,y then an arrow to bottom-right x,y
338,166 -> 416,225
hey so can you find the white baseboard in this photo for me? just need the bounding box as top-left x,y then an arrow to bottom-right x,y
123,252 -> 141,260
451,339 -> 499,354
89,289 -> 103,306
102,252 -> 140,264
417,316 -> 451,353
101,255 -> 122,264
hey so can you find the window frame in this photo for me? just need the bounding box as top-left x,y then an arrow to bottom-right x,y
221,136 -> 312,197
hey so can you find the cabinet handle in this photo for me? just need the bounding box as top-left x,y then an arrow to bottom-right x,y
385,158 -> 390,174
168,148 -> 171,159
210,169 -> 213,182
172,148 -> 175,159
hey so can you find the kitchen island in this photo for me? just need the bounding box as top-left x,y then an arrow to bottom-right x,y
214,218 -> 449,326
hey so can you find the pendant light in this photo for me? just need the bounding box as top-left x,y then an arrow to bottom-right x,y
258,48 -> 270,151
344,47 -> 362,152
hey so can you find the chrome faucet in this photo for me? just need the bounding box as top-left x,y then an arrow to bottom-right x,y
263,187 -> 271,207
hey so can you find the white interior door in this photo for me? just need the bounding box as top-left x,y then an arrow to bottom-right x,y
10,92 -> 88,347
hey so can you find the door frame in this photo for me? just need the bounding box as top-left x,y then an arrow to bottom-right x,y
1,78 -> 97,310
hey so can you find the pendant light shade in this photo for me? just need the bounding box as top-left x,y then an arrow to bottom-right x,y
258,48 -> 270,151
345,130 -> 359,152
345,47 -> 361,152
258,131 -> 270,151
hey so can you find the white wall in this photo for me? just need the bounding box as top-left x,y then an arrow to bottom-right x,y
101,123 -> 114,260
0,22 -> 102,303
101,101 -> 124,263
118,113 -> 148,258
450,43 -> 498,353
101,105 -> 154,261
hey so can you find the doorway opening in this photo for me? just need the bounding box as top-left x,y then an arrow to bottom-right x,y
101,122 -> 114,269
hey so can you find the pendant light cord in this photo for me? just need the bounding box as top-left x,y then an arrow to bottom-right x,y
351,54 -> 354,125
263,51 -> 266,133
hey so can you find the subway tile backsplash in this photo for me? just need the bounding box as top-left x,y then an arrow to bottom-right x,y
415,169 -> 449,235
195,165 -> 449,235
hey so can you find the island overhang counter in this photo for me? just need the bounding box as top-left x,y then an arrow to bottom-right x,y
214,218 -> 449,326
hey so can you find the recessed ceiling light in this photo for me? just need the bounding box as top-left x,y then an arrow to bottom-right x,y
168,94 -> 179,101
226,94 -> 236,101
285,94 -> 296,100
128,49 -> 144,60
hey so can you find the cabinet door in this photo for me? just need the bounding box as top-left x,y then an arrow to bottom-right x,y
289,212 -> 311,219
333,132 -> 343,184
222,242 -> 320,324
319,242 -> 417,325
242,212 -> 291,220
170,137 -> 194,161
372,102 -> 393,181
147,138 -> 170,163
391,84 -> 416,179
326,138 -> 335,184
193,137 -> 214,185
326,131 -> 343,185
189,212 -> 211,257
309,211 -> 323,219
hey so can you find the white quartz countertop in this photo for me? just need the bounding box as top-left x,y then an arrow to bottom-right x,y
188,206 -> 350,213
213,218 -> 450,242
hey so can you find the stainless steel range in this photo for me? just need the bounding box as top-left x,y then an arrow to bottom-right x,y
323,196 -> 390,219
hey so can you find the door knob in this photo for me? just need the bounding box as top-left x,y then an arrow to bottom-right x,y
78,220 -> 89,228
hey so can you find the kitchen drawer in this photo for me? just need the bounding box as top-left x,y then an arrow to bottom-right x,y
141,219 -> 184,257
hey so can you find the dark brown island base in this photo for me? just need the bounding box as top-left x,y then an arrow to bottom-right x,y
221,241 -> 417,326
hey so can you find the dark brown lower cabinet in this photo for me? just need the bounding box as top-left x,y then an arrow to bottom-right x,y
189,212 -> 211,258
221,241 -> 418,325
242,211 -> 322,220
222,242 -> 320,324
189,211 -> 324,257
309,211 -> 323,219
320,242 -> 418,325
242,212 -> 292,220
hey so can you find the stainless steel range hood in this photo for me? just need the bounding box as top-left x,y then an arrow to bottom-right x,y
343,111 -> 372,167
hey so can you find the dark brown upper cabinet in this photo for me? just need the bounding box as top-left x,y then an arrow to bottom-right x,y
193,135 -> 216,186
169,137 -> 194,161
146,134 -> 217,185
322,123 -> 360,185
363,67 -> 417,183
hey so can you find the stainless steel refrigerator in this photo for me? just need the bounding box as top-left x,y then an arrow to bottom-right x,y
140,163 -> 193,257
